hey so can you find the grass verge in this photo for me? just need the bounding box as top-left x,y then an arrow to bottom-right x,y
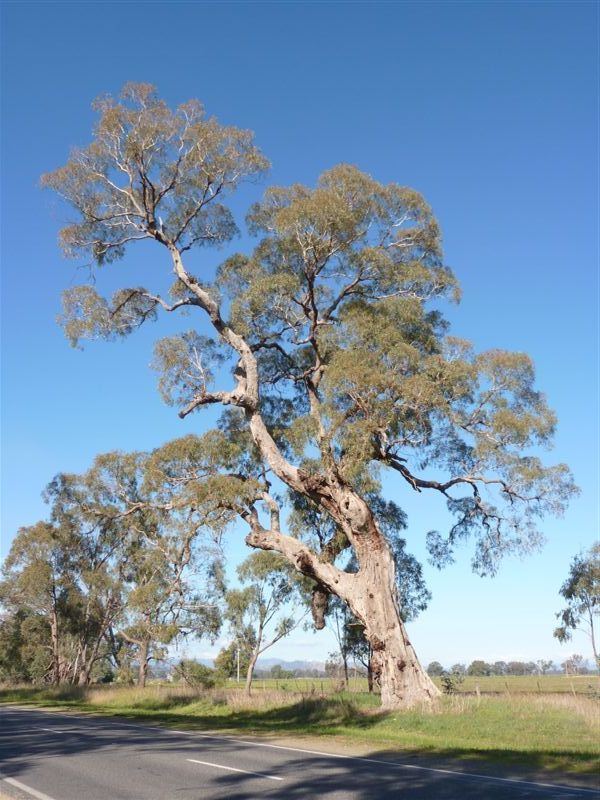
1,684 -> 598,783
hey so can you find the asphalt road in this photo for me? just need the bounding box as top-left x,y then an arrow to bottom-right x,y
0,706 -> 597,800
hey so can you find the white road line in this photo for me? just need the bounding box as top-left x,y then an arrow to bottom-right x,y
174,729 -> 600,796
38,727 -> 85,734
2,776 -> 57,800
186,758 -> 283,781
8,709 -> 598,796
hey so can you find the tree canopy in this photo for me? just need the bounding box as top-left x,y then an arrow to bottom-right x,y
41,83 -> 577,709
0,441 -> 227,686
554,543 -> 599,667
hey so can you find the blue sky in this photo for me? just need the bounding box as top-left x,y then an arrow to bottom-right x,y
1,1 -> 597,668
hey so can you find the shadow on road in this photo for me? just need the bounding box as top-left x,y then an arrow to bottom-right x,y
0,705 -> 597,799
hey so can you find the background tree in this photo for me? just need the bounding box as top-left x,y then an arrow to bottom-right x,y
440,667 -> 465,694
269,664 -> 294,679
536,659 -> 554,675
214,636 -> 255,682
505,661 -> 537,676
324,595 -> 353,689
0,521 -> 89,684
173,659 -> 217,690
224,551 -> 301,695
1,440 -> 228,686
44,83 -> 576,709
116,524 -> 224,687
554,543 -> 599,668
0,608 -> 51,683
562,654 -> 585,676
324,653 -> 345,682
427,661 -> 445,677
467,660 -> 492,677
53,445 -> 227,686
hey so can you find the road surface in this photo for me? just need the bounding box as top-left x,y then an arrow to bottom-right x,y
0,706 -> 597,799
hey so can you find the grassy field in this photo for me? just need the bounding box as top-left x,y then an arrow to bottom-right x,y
247,673 -> 599,695
1,681 -> 598,782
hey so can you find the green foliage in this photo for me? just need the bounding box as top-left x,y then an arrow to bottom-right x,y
467,660 -> 492,677
42,82 -> 267,266
214,635 -> 255,679
0,441 -> 229,685
554,544 -> 599,666
152,332 -> 225,407
440,668 -> 465,694
41,84 -> 578,696
0,610 -> 48,682
427,661 -> 445,677
269,664 -> 294,679
224,551 -> 301,673
174,660 -> 218,690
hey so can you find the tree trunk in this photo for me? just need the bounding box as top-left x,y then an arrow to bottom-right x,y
138,640 -> 149,687
246,521 -> 438,710
77,643 -> 91,685
353,543 -> 439,710
589,609 -> 599,670
79,633 -> 104,686
342,653 -> 349,689
367,654 -> 374,693
50,608 -> 60,686
245,651 -> 258,696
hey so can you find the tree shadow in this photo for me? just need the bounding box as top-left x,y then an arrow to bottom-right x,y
0,701 -> 598,799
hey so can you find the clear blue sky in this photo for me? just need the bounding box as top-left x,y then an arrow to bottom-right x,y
1,1 -> 597,668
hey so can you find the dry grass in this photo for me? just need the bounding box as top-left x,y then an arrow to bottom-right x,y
1,683 -> 598,778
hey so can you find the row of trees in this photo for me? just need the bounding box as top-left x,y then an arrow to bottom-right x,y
0,451 -> 225,687
0,447 -> 426,694
2,455 -> 596,689
426,658 -> 593,677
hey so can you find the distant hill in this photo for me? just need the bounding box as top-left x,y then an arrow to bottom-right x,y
190,656 -> 326,673
257,657 -> 326,672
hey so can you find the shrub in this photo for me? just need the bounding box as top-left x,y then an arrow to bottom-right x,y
440,669 -> 465,695
174,660 -> 217,690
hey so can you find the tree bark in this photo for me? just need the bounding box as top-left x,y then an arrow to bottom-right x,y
50,607 -> 60,686
589,608 -> 599,670
138,640 -> 150,688
342,652 -> 349,689
246,520 -> 440,710
245,650 -> 258,696
350,537 -> 439,709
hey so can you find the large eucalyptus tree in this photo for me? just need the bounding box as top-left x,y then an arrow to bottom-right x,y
43,84 -> 575,709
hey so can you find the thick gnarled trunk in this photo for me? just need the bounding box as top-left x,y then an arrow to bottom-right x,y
362,593 -> 439,709
247,522 -> 439,710
350,545 -> 439,710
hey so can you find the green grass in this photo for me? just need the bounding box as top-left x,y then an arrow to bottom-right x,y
246,673 -> 599,695
1,683 -> 598,783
